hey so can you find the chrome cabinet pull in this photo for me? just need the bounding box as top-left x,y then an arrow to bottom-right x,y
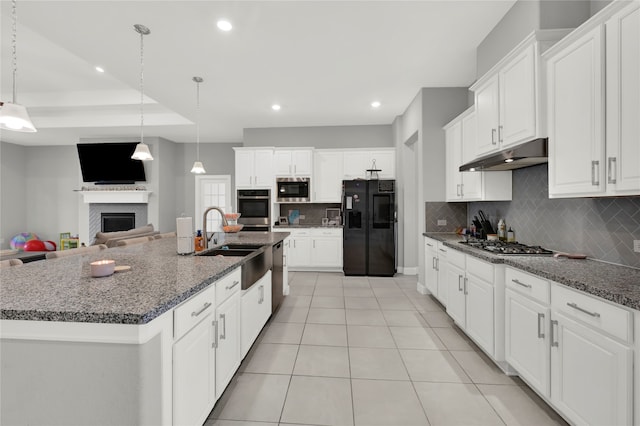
591,160 -> 600,186
212,320 -> 218,348
460,184 -> 464,197
550,320 -> 559,347
426,243 -> 434,248
498,125 -> 503,143
283,254 -> 287,267
567,302 -> 600,318
512,279 -> 532,289
607,157 -> 617,184
537,313 -> 545,339
456,184 -> 461,196
435,258 -> 439,272
491,128 -> 497,145
258,285 -> 264,304
463,277 -> 468,295
458,275 -> 463,292
226,280 -> 240,290
439,248 -> 447,253
220,313 -> 227,339
192,302 -> 212,317
432,257 -> 436,270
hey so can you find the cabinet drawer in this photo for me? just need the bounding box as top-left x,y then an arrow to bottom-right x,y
466,255 -> 494,283
506,267 -> 550,304
174,284 -> 216,340
216,268 -> 242,306
447,248 -> 466,269
551,283 -> 632,343
310,228 -> 342,237
424,237 -> 438,250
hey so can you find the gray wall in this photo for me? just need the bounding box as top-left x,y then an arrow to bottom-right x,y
157,138 -> 178,232
469,165 -> 640,269
476,0 -> 593,79
243,125 -> 393,148
1,142 -> 27,247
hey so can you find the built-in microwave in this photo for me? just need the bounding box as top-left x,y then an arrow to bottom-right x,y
276,177 -> 310,203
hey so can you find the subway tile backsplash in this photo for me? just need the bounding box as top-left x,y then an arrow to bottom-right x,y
468,164 -> 640,269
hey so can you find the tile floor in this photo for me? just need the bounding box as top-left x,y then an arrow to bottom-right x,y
206,272 -> 567,426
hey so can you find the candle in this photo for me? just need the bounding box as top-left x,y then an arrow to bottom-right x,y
90,260 -> 115,277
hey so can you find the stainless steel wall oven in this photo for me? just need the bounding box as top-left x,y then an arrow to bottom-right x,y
237,189 -> 271,232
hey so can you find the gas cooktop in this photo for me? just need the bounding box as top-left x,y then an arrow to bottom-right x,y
459,240 -> 554,255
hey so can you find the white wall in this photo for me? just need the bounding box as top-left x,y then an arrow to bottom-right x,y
244,125 -> 393,148
0,142 -> 27,248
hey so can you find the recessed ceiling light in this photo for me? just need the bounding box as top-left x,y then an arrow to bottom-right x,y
217,20 -> 233,31
505,158 -> 514,163
272,104 -> 281,111
95,66 -> 105,73
371,101 -> 381,108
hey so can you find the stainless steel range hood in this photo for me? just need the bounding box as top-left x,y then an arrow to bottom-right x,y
459,138 -> 548,172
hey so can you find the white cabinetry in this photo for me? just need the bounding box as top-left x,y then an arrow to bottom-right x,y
444,108 -> 512,202
343,148 -> 395,179
214,271 -> 241,399
173,282 -> 217,426
234,148 -> 274,189
424,237 -> 448,306
287,228 -> 343,271
274,149 -> 313,177
546,1 -> 639,198
445,250 -> 504,359
314,150 -> 344,202
241,271 -> 272,358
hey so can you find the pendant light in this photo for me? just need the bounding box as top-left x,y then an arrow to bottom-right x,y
131,24 -> 153,161
0,0 -> 37,132
190,76 -> 206,174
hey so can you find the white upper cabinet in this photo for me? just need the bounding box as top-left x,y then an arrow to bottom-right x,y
274,149 -> 313,177
444,108 -> 512,202
313,150 -> 344,202
546,1 -> 639,198
472,31 -> 568,158
343,148 -> 395,179
234,148 -> 274,189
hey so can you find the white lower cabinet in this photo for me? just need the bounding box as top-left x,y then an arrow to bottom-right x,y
241,271 -> 272,358
424,237 -> 449,306
287,228 -> 342,271
215,291 -> 241,400
504,266 -> 634,426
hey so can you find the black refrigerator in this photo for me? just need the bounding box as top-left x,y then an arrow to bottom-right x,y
342,179 -> 396,276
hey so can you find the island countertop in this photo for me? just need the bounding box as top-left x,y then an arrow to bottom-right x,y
424,232 -> 640,311
0,232 -> 289,325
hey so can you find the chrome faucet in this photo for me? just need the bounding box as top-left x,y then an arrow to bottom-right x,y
202,207 -> 229,250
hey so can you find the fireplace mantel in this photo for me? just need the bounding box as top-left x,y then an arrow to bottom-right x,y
79,191 -> 151,204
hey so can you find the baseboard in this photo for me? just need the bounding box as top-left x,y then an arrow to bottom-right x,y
397,266 -> 418,275
416,282 -> 428,295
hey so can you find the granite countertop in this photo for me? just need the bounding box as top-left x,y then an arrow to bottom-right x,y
424,232 -> 640,311
0,232 -> 289,325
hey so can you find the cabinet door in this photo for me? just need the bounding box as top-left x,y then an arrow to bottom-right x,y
505,289 -> 550,397
465,274 -> 495,356
460,112 -> 484,201
173,315 -> 215,426
547,25 -> 605,198
235,150 -> 255,188
475,75 -> 500,156
253,149 -> 274,188
446,263 -> 466,327
292,150 -> 313,176
424,240 -> 438,295
500,44 -> 537,148
241,283 -> 261,358
312,237 -> 342,267
314,151 -> 343,202
551,312 -> 633,426
445,122 -> 463,201
343,151 -> 365,179
283,238 -> 290,295
215,293 -> 241,399
436,247 -> 448,307
274,151 -> 293,176
606,3 -> 640,195
288,236 -> 311,267
369,150 -> 395,178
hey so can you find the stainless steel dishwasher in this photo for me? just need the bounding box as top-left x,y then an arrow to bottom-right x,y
271,241 -> 284,313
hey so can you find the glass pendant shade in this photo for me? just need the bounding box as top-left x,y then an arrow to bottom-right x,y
131,142 -> 153,161
0,102 -> 37,132
190,161 -> 206,174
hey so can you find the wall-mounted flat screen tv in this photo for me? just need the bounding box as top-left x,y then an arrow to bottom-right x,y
77,142 -> 147,184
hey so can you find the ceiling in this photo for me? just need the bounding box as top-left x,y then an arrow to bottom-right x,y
0,0 -> 516,146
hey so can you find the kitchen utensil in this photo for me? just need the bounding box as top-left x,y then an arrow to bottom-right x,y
553,252 -> 587,259
478,210 -> 495,235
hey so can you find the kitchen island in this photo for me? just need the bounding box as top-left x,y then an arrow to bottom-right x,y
0,232 -> 289,426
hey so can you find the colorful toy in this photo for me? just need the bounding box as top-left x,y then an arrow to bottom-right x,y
23,239 -> 57,252
9,233 -> 40,251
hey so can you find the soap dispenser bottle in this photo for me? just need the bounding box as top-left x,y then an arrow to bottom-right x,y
497,218 -> 507,241
194,230 -> 204,252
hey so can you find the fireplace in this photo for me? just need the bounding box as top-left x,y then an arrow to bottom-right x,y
102,213 -> 136,232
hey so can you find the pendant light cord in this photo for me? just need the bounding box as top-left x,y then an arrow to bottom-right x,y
196,79 -> 200,161
11,0 -> 18,103
139,29 -> 145,144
